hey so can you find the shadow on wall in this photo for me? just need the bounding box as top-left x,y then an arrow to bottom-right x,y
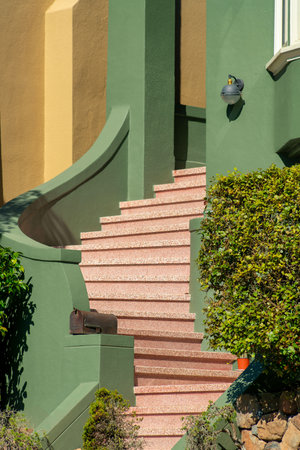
226,98 -> 245,122
19,195 -> 76,247
224,360 -> 264,405
0,189 -> 76,247
0,190 -> 41,234
277,137 -> 300,167
0,279 -> 35,410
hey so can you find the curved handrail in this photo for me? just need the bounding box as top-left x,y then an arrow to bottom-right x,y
0,106 -> 129,261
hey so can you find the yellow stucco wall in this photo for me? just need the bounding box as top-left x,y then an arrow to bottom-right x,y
180,0 -> 206,108
72,0 -> 108,163
45,0 -> 108,180
0,0 -> 108,204
0,0 -> 54,204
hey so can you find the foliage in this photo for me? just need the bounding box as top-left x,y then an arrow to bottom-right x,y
197,164 -> 300,380
0,410 -> 43,449
0,246 -> 34,409
82,388 -> 144,450
0,246 -> 29,337
182,401 -> 240,450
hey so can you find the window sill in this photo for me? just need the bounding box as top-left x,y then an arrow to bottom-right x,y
266,42 -> 300,76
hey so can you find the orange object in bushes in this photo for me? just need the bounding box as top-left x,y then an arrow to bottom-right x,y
237,357 -> 250,370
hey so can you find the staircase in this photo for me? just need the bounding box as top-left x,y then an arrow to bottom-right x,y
75,167 -> 241,449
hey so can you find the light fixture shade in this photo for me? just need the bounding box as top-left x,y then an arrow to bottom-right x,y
221,75 -> 244,105
220,83 -> 241,105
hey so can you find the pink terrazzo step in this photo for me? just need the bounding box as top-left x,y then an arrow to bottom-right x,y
80,256 -> 190,277
154,180 -> 206,200
173,166 -> 206,184
119,194 -> 204,215
96,310 -> 195,333
84,274 -> 190,296
80,239 -> 190,261
118,328 -> 204,351
89,293 -> 191,314
134,348 -> 236,370
130,404 -> 205,429
134,366 -> 242,386
134,383 -> 230,409
99,206 -> 204,232
137,429 -> 183,450
81,222 -> 190,245
138,433 -> 182,450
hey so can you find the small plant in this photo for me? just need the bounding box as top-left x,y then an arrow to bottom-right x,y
0,246 -> 29,337
82,388 -> 144,450
182,401 -> 241,450
0,410 -> 43,449
197,165 -> 300,381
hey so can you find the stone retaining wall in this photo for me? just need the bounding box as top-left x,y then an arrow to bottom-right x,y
236,388 -> 300,449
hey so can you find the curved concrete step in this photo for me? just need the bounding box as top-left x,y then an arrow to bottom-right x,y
80,238 -> 190,261
173,166 -> 206,184
81,222 -> 190,245
84,274 -> 190,296
134,347 -> 236,370
119,193 -> 205,215
98,309 -> 196,332
134,365 -> 242,386
80,257 -> 189,277
136,434 -> 182,450
89,293 -> 191,314
118,328 -> 204,351
129,403 -> 206,430
100,206 -> 204,231
133,383 -> 231,409
154,179 -> 206,200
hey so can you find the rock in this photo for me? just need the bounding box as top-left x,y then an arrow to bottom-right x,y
279,391 -> 298,415
257,412 -> 287,441
259,392 -> 280,414
241,429 -> 265,450
280,420 -> 300,450
291,413 -> 300,431
251,424 -> 258,436
264,442 -> 281,449
236,394 -> 261,429
237,412 -> 257,429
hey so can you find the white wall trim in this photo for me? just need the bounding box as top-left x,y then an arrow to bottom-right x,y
274,0 -> 283,54
266,42 -> 300,75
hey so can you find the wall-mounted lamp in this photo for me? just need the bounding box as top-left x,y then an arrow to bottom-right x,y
221,74 -> 244,105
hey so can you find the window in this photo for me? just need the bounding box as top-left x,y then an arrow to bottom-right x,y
266,0 -> 300,75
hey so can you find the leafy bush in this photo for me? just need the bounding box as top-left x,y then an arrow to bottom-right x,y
82,388 -> 144,450
182,401 -> 240,450
0,246 -> 29,337
0,410 -> 43,449
197,165 -> 300,380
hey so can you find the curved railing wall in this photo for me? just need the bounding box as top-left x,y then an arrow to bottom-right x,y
0,106 -> 129,250
0,107 -> 135,449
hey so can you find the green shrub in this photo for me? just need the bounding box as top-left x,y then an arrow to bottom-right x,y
182,401 -> 240,450
0,246 -> 29,337
0,410 -> 43,449
197,165 -> 300,380
82,388 -> 144,450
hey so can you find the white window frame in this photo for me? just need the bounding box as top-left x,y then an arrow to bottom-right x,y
266,0 -> 300,76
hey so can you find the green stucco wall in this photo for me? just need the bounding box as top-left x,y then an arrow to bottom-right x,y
106,0 -> 175,200
205,0 -> 300,182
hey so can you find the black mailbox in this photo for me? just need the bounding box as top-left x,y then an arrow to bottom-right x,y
70,308 -> 118,335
